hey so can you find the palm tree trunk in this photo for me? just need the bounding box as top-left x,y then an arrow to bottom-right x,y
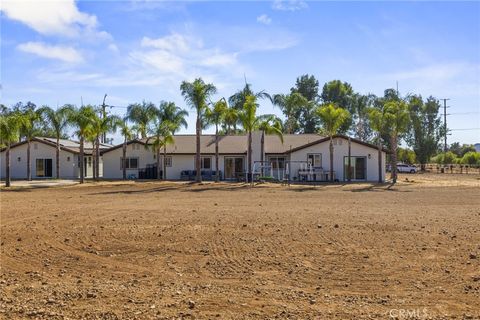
248,130 -> 252,183
377,134 -> 382,183
56,136 -> 60,179
27,138 -> 31,181
156,146 -> 161,181
195,115 -> 201,183
92,142 -> 96,180
347,136 -> 351,182
6,144 -> 11,187
215,124 -> 219,182
122,140 -> 127,180
163,144 -> 167,180
260,130 -> 265,176
329,136 -> 334,182
96,136 -> 100,180
390,134 -> 398,184
79,137 -> 84,184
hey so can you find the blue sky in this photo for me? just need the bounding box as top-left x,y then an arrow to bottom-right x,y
1,0 -> 479,144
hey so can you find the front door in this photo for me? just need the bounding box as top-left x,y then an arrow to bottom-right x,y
36,159 -> 52,177
224,157 -> 244,180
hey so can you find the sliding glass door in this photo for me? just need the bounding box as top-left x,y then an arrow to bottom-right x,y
344,156 -> 366,180
36,159 -> 53,177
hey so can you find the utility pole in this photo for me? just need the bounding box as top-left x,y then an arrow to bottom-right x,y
101,94 -> 107,144
441,98 -> 450,153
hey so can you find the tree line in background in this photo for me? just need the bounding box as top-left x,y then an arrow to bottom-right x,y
1,74 -> 479,186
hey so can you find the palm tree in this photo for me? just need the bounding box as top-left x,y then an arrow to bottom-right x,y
19,108 -> 42,180
206,98 -> 228,182
157,101 -> 188,179
68,105 -> 96,183
316,103 -> 350,182
383,100 -> 410,183
38,105 -> 73,179
272,92 -> 309,134
126,101 -> 156,139
258,115 -> 283,176
90,110 -> 119,180
223,106 -> 239,134
0,112 -> 25,187
147,119 -> 174,180
368,106 -> 388,183
180,78 -> 217,183
229,82 -> 272,131
238,95 -> 283,182
116,119 -> 133,180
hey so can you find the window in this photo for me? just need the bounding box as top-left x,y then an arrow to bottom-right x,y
201,157 -> 211,169
307,154 -> 322,167
120,157 -> 139,169
17,157 -> 21,162
269,157 -> 285,169
164,156 -> 172,167
344,156 -> 366,180
87,157 -> 92,167
67,156 -> 70,162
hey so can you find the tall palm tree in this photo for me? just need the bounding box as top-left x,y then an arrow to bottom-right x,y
316,103 -> 350,182
383,100 -> 410,183
126,101 -> 156,139
238,95 -> 283,182
258,114 -> 284,175
229,82 -> 272,131
157,101 -> 188,179
206,98 -> 228,182
147,119 -> 174,180
368,106 -> 388,183
39,105 -> 73,179
180,78 -> 217,183
272,92 -> 309,134
223,106 -> 239,134
19,108 -> 42,180
68,105 -> 96,184
116,118 -> 133,180
0,112 -> 25,187
90,110 -> 119,180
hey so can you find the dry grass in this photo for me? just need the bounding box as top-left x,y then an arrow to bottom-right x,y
1,173 -> 479,319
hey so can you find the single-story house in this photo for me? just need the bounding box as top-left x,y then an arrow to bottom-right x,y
0,137 -> 111,179
101,132 -> 387,182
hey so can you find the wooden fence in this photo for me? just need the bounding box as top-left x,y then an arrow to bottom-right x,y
420,163 -> 480,174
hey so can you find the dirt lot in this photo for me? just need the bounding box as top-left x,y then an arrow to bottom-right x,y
1,174 -> 479,319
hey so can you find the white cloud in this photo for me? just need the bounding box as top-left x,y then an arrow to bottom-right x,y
1,0 -> 106,38
257,14 -> 272,25
17,42 -> 84,63
272,0 -> 308,11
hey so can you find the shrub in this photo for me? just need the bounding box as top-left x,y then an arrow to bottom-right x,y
460,151 -> 480,165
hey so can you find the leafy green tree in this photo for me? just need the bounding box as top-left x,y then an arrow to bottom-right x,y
320,80 -> 354,134
180,78 -> 217,182
351,93 -> 376,142
383,100 -> 410,183
68,105 -> 96,183
316,103 -> 350,182
290,74 -> 320,133
38,105 -> 74,179
405,95 -> 443,170
126,101 -> 156,139
431,151 -> 457,165
448,142 -> 476,157
0,112 -> 26,187
157,101 -> 188,179
206,98 -> 228,182
228,83 -> 271,131
397,147 -> 417,165
272,92 -> 309,134
147,119 -> 174,180
239,95 -> 283,182
460,151 -> 480,165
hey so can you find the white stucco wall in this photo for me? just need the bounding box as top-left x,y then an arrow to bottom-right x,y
0,141 -> 78,179
288,137 -> 386,182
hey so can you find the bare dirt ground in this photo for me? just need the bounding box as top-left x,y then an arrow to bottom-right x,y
1,174 -> 479,319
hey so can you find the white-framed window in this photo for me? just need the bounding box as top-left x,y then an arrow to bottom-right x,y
307,154 -> 322,167
164,156 -> 172,167
269,157 -> 285,169
120,157 -> 139,169
201,157 -> 211,169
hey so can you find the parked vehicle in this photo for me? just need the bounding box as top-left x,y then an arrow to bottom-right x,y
386,163 -> 417,173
